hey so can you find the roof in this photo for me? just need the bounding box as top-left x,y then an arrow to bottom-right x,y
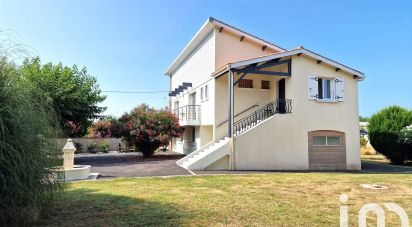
212,47 -> 365,80
164,17 -> 286,76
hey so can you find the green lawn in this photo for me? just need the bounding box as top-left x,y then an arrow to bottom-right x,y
39,173 -> 411,226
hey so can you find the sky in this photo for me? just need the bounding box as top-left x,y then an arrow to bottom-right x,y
0,0 -> 411,117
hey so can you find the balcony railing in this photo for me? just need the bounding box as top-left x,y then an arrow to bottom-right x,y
173,105 -> 201,125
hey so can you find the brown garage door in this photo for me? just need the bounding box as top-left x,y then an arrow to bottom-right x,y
308,130 -> 346,170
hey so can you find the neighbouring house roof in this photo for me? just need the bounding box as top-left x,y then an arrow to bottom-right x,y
360,129 -> 368,136
212,47 -> 365,80
359,122 -> 369,127
164,17 -> 286,76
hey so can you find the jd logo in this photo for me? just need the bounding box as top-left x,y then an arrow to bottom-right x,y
339,194 -> 409,227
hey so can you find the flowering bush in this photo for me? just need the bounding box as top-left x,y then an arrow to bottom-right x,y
87,120 -> 112,138
117,104 -> 182,157
63,120 -> 82,137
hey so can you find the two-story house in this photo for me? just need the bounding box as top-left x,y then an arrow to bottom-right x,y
165,17 -> 364,171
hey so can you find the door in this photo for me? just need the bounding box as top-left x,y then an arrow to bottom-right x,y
308,130 -> 347,170
278,78 -> 286,113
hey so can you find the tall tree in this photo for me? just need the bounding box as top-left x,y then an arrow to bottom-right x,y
21,57 -> 106,137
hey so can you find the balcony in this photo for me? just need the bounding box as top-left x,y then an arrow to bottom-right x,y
173,105 -> 201,126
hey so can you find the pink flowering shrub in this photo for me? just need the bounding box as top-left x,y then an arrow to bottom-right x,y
87,120 -> 112,138
63,120 -> 82,137
117,104 -> 182,157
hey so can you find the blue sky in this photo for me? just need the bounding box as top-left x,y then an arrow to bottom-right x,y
1,0 -> 411,117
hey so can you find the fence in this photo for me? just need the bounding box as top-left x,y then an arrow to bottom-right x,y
56,138 -> 125,153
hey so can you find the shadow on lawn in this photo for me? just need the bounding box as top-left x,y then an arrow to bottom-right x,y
37,188 -> 192,227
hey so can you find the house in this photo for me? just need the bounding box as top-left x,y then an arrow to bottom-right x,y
165,17 -> 364,171
359,122 -> 369,138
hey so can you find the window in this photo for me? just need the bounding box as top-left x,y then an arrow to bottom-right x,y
174,101 -> 179,115
238,79 -> 253,88
205,85 -> 209,99
308,76 -> 345,102
200,87 -> 204,101
317,78 -> 333,100
313,136 -> 341,146
261,80 -> 270,89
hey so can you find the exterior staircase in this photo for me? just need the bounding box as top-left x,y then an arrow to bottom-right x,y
177,99 -> 292,171
177,137 -> 231,170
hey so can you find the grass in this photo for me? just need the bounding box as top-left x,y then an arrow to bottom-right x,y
39,173 -> 411,226
361,154 -> 390,164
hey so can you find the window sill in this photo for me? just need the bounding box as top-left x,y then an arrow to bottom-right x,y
260,88 -> 271,91
236,87 -> 256,90
315,99 -> 338,103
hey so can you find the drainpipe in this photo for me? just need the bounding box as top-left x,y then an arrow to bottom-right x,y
227,69 -> 235,170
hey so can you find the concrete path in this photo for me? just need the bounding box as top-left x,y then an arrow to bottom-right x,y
75,152 -> 192,179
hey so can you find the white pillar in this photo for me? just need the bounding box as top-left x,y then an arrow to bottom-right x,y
63,139 -> 76,170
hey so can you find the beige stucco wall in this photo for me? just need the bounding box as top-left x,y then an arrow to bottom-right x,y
214,28 -> 279,70
214,64 -> 289,140
200,125 -> 213,146
234,55 -> 361,170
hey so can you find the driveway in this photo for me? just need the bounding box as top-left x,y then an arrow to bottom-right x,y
75,152 -> 192,179
74,152 -> 412,179
361,161 -> 412,173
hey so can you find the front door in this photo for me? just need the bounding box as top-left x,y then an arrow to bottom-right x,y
278,78 -> 286,113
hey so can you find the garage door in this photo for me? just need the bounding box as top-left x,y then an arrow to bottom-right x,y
308,130 -> 346,170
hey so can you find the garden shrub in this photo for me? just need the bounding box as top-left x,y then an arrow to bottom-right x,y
118,104 -> 183,157
398,125 -> 412,160
0,58 -> 62,225
99,140 -> 110,153
368,106 -> 412,164
87,119 -> 112,138
360,137 -> 368,147
87,143 -> 98,153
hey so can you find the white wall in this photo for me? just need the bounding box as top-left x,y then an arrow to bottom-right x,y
170,31 -> 216,126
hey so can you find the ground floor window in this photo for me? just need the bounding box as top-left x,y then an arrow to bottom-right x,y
313,136 -> 341,146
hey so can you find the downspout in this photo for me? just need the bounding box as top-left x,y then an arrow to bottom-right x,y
227,68 -> 235,170
169,75 -> 173,152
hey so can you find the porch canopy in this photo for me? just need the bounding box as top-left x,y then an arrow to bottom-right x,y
212,47 -> 365,137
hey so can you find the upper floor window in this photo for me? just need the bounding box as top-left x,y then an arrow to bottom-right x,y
238,79 -> 253,88
261,80 -> 270,90
200,85 -> 209,102
317,78 -> 332,100
308,76 -> 345,102
205,85 -> 209,100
